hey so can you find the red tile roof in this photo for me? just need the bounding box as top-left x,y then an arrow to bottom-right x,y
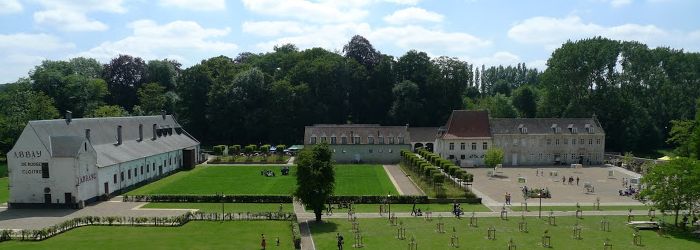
442,110 -> 491,139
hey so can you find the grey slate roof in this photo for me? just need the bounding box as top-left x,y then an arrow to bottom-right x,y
50,136 -> 84,158
28,115 -> 199,167
408,127 -> 438,142
489,118 -> 605,135
304,124 -> 410,145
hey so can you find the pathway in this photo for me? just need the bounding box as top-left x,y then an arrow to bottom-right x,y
383,165 -> 424,196
293,200 -> 316,250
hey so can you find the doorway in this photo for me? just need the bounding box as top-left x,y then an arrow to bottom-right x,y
512,153 -> 518,166
64,193 -> 72,204
104,182 -> 109,195
44,194 -> 52,204
159,165 -> 163,175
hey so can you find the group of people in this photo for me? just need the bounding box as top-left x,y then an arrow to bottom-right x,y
260,169 -> 276,177
452,202 -> 464,218
562,175 -> 580,185
619,186 -> 638,196
259,234 -> 279,250
410,203 -> 423,216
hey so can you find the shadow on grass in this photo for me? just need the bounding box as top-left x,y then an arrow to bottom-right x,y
660,226 -> 700,244
308,220 -> 340,235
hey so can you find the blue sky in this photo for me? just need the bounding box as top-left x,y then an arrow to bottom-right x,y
0,0 -> 698,83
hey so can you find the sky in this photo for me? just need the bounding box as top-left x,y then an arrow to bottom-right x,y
0,0 -> 699,83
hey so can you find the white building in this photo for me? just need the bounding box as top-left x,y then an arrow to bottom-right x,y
7,114 -> 200,208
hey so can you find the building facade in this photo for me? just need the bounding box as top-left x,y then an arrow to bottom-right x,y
434,110 -> 605,167
303,124 -> 410,163
7,114 -> 200,208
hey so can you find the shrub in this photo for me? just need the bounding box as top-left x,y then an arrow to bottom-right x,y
432,173 -> 444,183
261,144 -> 271,153
213,145 -> 226,155
123,194 -> 293,203
328,195 -> 429,204
276,145 -> 286,154
230,145 -> 241,155
448,165 -> 459,176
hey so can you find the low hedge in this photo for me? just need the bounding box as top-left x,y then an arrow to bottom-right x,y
213,145 -> 226,155
328,195 -> 429,204
123,195 -> 293,203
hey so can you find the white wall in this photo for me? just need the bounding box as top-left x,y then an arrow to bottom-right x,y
97,150 -> 183,195
8,126 -> 53,203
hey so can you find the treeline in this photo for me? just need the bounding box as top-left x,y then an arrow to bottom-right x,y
1,36 -> 699,155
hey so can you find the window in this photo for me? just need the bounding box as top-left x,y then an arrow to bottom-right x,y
141,166 -> 144,175
580,139 -> 584,144
369,149 -> 373,153
388,137 -> 395,144
572,139 -> 576,145
564,138 -> 568,144
587,127 -> 595,133
546,139 -> 551,145
460,143 -> 466,150
353,136 -> 360,144
120,172 -> 124,181
331,137 -> 337,144
471,143 -> 477,150
368,136 -> 374,144
398,136 -> 404,144
341,136 -> 348,144
449,155 -> 455,159
596,139 -> 601,144
134,168 -> 137,177
146,164 -> 150,173
555,139 -> 559,145
169,158 -> 172,165
320,137 -> 327,143
41,163 -> 49,178
113,174 -> 117,184
519,127 -> 528,134
571,154 -> 576,160
483,142 -> 488,150
589,139 -> 593,145
449,143 -> 455,150
310,136 -> 317,144
378,136 -> 384,144
84,142 -> 87,151
460,155 -> 465,160
128,169 -> 131,179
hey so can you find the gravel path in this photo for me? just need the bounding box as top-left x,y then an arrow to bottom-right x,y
383,165 -> 424,196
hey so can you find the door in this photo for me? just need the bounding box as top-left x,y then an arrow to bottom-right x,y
44,194 -> 52,204
64,193 -> 72,204
104,182 -> 109,195
159,165 -> 163,175
512,153 -> 518,166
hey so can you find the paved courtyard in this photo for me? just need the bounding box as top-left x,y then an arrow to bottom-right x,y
468,165 -> 644,207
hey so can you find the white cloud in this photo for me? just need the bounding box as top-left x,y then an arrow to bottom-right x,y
159,0 -> 226,11
75,20 -> 237,65
467,51 -> 521,66
34,10 -> 108,32
383,0 -> 422,5
32,0 -> 127,32
242,21 -> 310,37
241,0 -> 369,23
254,22 -> 372,51
610,0 -> 632,7
370,25 -> 491,53
507,16 -> 685,51
0,0 -> 22,14
0,33 -> 75,83
383,7 -> 444,25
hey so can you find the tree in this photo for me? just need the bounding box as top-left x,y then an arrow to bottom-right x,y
294,143 -> 335,222
389,80 -> 423,124
692,99 -> 700,159
511,86 -> 538,118
667,120 -> 695,157
87,105 -> 128,117
640,157 -> 700,226
137,83 -> 167,115
0,80 -> 59,154
103,54 -> 148,110
484,148 -> 504,168
477,94 -> 517,118
146,59 -> 180,91
343,35 -> 380,69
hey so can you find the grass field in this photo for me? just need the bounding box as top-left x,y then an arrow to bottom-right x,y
0,177 -> 7,204
399,163 -> 467,198
310,203 -> 491,213
310,216 -> 700,250
511,205 -> 651,212
209,155 -> 291,164
0,161 -> 6,177
142,202 -> 295,213
0,221 -> 292,249
128,164 -> 398,196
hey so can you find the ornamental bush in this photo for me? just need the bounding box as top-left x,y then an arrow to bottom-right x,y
261,144 -> 271,153
213,145 -> 226,155
230,145 -> 241,155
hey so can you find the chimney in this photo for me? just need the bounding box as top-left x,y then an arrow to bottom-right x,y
66,111 -> 72,124
161,110 -> 166,119
138,124 -> 143,141
117,125 -> 123,145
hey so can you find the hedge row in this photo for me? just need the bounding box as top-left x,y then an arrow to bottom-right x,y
328,195 -> 429,204
123,195 -> 293,203
417,149 -> 474,183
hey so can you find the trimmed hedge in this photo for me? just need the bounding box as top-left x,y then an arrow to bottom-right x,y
213,145 -> 226,155
230,145 -> 241,155
123,195 -> 293,203
328,195 -> 429,204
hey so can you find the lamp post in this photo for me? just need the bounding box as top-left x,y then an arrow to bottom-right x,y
387,194 -> 392,219
222,193 -> 226,220
538,191 -> 542,218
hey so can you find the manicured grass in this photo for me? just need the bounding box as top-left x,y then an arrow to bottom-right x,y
310,215 -> 700,250
128,165 -> 297,195
311,203 -> 491,213
0,221 -> 292,249
0,177 -> 7,204
0,161 -> 6,177
399,163 -> 467,198
142,202 -> 294,213
334,164 -> 398,196
128,164 -> 398,196
511,205 -> 651,212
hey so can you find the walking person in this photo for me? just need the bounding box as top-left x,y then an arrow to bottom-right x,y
337,233 -> 344,250
562,175 -> 566,184
261,234 -> 266,250
576,176 -> 580,186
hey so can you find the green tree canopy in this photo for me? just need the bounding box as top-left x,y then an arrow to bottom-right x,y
294,143 -> 335,222
484,147 -> 504,168
640,157 -> 700,225
137,82 -> 167,115
87,105 -> 129,118
0,81 -> 59,154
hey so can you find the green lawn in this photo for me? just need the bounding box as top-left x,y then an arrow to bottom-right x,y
399,163 -> 468,198
0,221 -> 292,249
0,177 -> 7,204
310,216 -> 700,250
0,161 -> 6,177
209,155 -> 291,164
511,205 -> 652,212
128,164 -> 398,196
142,202 -> 294,213
311,203 -> 491,213
334,164 -> 398,196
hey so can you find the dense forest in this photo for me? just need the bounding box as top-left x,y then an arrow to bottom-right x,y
1,36 -> 699,157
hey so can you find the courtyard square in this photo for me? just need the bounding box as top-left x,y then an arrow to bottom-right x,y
468,166 -> 643,206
